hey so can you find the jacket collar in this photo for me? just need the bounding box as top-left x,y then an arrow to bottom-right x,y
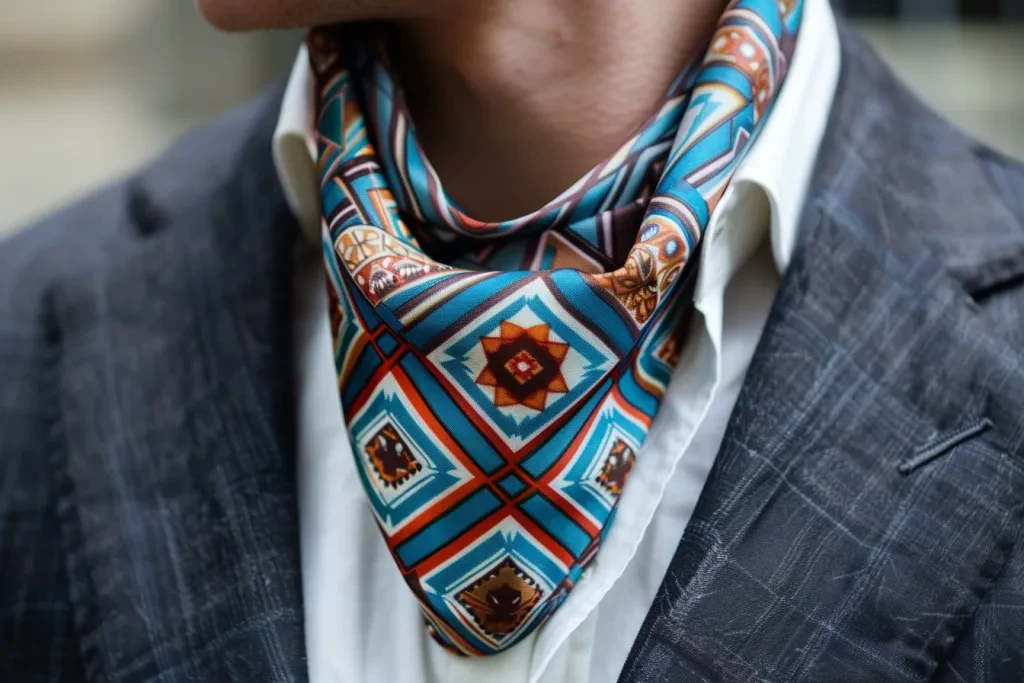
53,83 -> 309,683
619,23 -> 1024,683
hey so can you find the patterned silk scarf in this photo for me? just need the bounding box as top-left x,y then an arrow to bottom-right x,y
310,0 -> 803,656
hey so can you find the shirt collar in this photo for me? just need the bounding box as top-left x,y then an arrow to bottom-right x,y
273,0 -> 840,276
273,47 -> 321,243
693,0 -> 840,306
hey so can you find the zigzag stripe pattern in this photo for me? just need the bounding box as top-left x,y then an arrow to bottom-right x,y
310,0 -> 803,655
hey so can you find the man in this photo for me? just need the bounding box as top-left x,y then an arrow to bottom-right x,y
2,0 -> 1023,680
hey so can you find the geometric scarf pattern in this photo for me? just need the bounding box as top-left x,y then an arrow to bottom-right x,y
309,0 -> 803,655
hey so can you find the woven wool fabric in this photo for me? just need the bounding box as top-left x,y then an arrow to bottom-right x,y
310,0 -> 804,656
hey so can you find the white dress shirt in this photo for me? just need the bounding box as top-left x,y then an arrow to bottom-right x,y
279,1 -> 840,680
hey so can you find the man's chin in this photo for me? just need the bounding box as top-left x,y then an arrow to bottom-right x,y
195,0 -> 301,31
194,0 -> 434,31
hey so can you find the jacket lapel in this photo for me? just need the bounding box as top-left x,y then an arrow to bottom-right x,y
52,85 -> 309,682
620,25 -> 1024,683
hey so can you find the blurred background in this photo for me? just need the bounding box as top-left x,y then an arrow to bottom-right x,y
1,1 -> 1022,236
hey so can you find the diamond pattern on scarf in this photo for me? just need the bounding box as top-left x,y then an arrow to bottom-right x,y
310,0 -> 803,655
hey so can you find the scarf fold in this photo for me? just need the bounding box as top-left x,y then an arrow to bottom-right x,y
310,0 -> 803,655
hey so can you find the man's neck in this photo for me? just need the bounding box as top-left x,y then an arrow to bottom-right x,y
391,0 -> 728,221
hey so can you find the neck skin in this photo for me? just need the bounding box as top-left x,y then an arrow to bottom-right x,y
390,0 -> 728,221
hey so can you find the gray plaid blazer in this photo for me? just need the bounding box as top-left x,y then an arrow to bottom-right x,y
2,25 -> 1024,683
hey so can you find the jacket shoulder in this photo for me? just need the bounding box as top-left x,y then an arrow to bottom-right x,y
0,81 -> 285,334
0,183 -> 130,332
821,24 -> 1024,306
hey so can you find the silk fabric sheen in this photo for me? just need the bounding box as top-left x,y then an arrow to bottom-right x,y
309,0 -> 803,655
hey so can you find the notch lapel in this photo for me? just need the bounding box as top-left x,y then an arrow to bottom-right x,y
51,86 -> 309,682
620,25 -> 1024,683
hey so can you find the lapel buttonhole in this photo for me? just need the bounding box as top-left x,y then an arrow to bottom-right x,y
898,417 -> 995,475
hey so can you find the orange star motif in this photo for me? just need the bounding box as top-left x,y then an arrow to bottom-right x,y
475,321 -> 570,412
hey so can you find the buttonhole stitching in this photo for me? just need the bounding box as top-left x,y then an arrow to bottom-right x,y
898,418 -> 995,475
